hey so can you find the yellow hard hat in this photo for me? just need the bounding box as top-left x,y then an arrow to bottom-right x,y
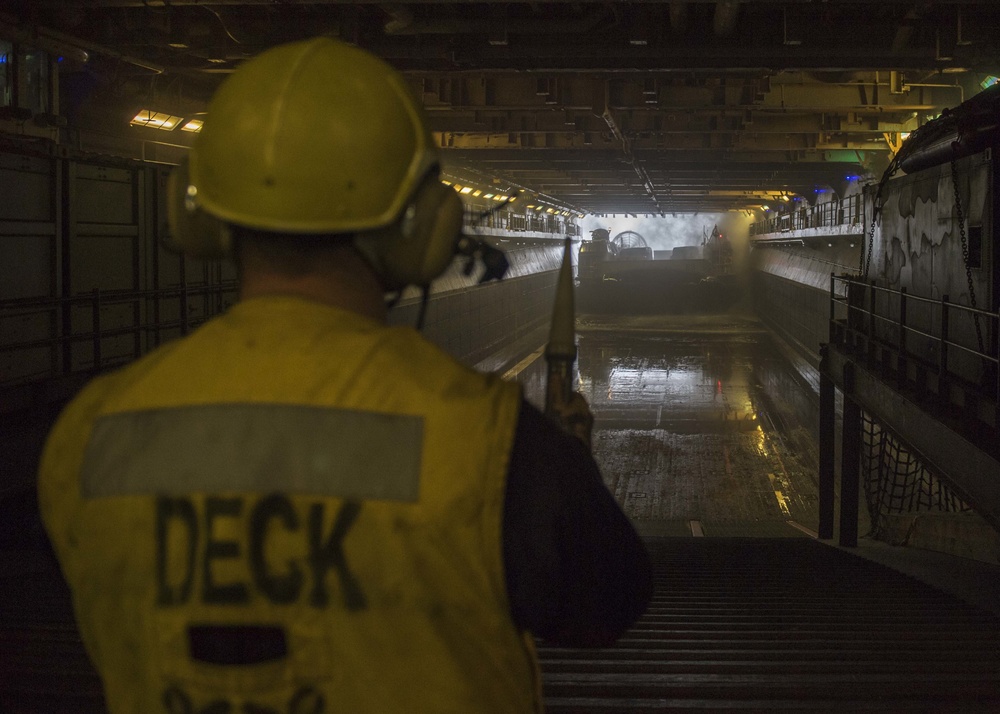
189,37 -> 439,234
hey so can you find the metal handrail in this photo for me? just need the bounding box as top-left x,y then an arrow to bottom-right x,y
0,282 -> 238,386
829,274 -> 1000,419
0,282 -> 237,312
751,194 -> 865,237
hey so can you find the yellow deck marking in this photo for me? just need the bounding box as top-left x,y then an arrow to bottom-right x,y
503,346 -> 545,380
766,472 -> 792,517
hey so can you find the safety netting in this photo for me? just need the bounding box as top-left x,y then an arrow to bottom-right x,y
861,411 -> 971,538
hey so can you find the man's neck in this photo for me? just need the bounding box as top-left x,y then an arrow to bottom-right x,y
238,248 -> 388,323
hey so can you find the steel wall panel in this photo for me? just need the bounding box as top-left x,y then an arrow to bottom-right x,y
0,149 -> 58,385
0,153 -> 51,221
68,232 -> 138,293
0,233 -> 54,300
72,164 -> 134,225
0,309 -> 56,383
0,152 -> 56,300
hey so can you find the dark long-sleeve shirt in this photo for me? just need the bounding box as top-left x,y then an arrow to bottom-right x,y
503,398 -> 654,646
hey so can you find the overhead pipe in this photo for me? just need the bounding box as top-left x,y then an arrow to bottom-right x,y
601,106 -> 662,212
897,83 -> 999,173
383,6 -> 609,36
544,237 -> 584,446
899,123 -> 1000,174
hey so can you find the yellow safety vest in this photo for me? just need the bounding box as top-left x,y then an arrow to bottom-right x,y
39,296 -> 540,714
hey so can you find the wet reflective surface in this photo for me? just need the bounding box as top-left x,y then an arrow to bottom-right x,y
518,314 -> 823,537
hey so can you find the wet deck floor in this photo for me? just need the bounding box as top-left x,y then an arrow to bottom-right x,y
508,313 -> 833,539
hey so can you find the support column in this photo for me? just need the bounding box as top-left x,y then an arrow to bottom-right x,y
818,345 -> 836,539
840,364 -> 861,548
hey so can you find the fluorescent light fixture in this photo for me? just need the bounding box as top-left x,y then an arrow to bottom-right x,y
452,184 -> 463,192
484,193 -> 494,199
982,76 -> 999,90
460,186 -> 473,194
526,205 -> 536,209
441,180 -> 452,186
507,196 -> 516,203
131,109 -> 184,130
180,119 -> 204,133
472,190 -> 482,197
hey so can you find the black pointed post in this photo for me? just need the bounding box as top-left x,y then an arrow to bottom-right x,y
545,236 -> 577,424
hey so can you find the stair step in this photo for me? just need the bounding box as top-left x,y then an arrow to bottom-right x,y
540,537 -> 1000,712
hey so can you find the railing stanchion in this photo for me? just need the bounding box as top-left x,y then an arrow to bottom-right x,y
995,311 -> 999,430
940,294 -> 950,403
840,364 -> 861,548
868,281 -> 877,364
829,273 -> 836,343
898,287 -> 907,387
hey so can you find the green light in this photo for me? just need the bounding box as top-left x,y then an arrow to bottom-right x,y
981,76 -> 999,90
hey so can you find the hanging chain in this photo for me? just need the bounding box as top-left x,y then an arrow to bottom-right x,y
950,156 -> 985,353
859,185 -> 877,278
862,210 -> 877,278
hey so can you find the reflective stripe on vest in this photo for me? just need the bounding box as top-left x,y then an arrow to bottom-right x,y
82,404 -> 423,502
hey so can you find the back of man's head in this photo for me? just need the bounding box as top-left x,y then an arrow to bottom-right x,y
167,38 -> 464,292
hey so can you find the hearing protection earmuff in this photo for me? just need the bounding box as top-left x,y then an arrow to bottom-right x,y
164,156 -> 231,260
353,172 -> 465,290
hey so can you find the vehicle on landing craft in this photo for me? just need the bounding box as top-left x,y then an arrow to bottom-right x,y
578,228 -> 618,282
577,225 -> 740,312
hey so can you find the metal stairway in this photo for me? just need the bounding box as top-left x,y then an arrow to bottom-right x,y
3,537 -> 1000,712
539,537 -> 1000,713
